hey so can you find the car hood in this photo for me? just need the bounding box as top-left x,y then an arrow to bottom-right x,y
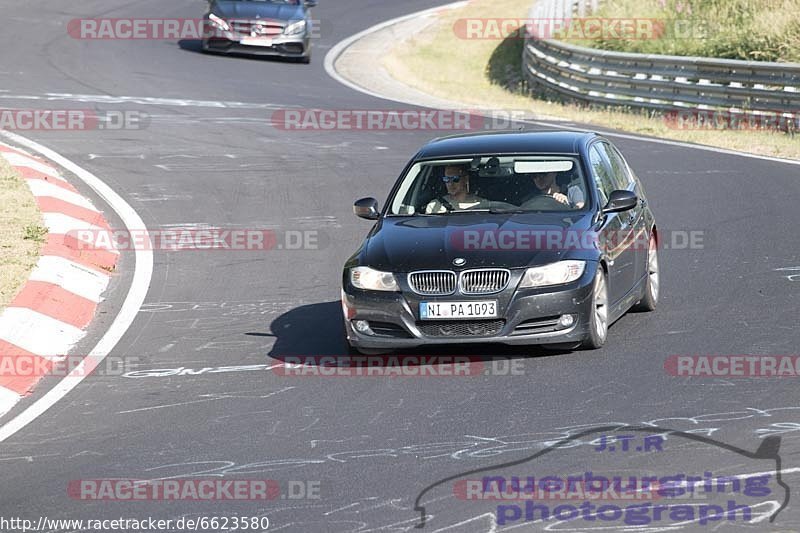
212,1 -> 304,21
360,213 -> 597,272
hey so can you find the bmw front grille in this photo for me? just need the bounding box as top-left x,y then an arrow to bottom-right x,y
408,271 -> 457,295
460,269 -> 510,294
408,269 -> 510,295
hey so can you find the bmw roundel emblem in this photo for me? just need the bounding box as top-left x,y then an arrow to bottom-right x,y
453,257 -> 466,266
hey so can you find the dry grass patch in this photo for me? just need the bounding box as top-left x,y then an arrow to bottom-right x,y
0,155 -> 45,313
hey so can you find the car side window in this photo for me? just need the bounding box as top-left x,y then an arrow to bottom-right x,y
597,142 -> 631,190
610,144 -> 642,192
588,145 -> 614,206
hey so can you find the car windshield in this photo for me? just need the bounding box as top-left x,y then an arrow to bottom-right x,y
387,156 -> 589,216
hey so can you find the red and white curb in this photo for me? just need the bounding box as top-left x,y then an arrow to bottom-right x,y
0,142 -> 118,417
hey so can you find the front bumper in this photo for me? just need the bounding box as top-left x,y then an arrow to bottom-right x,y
202,34 -> 310,58
342,264 -> 597,349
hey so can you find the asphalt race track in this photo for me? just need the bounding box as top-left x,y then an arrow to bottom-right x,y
2,0 -> 800,531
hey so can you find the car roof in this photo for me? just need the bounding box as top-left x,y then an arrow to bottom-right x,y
414,130 -> 599,159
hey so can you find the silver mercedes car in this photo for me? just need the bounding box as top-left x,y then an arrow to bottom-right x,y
202,0 -> 316,63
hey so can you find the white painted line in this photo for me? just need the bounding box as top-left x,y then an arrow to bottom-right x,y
28,256 -> 110,303
0,92 -> 294,110
0,130 -> 153,441
324,4 -> 800,168
0,308 -> 85,357
0,388 -> 21,419
41,212 -> 105,236
26,179 -> 97,210
1,152 -> 65,179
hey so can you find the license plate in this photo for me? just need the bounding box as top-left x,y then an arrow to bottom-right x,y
420,301 -> 498,319
241,37 -> 273,47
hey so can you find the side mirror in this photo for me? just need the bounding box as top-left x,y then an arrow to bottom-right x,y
354,197 -> 380,220
602,190 -> 638,214
304,0 -> 317,7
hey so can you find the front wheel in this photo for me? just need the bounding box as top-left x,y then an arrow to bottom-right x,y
581,268 -> 608,349
633,232 -> 659,312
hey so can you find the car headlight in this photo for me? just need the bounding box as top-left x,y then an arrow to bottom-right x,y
350,266 -> 398,291
208,13 -> 230,31
283,19 -> 307,35
519,260 -> 586,288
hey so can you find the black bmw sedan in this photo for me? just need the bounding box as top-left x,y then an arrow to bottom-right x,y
202,0 -> 315,63
342,131 -> 659,353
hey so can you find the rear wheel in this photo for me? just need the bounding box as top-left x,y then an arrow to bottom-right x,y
634,232 -> 659,312
581,268 -> 608,349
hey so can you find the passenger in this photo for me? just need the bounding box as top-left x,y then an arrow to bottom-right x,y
521,171 -> 584,208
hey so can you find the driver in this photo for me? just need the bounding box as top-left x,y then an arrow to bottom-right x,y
424,164 -> 489,213
521,171 -> 584,208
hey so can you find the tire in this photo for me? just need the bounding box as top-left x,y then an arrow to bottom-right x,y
633,232 -> 659,312
580,267 -> 609,349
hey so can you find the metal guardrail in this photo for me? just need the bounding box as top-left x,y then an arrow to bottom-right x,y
523,0 -> 800,119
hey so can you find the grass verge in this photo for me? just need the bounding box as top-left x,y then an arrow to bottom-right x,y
577,0 -> 800,63
383,0 -> 800,160
0,154 -> 46,313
